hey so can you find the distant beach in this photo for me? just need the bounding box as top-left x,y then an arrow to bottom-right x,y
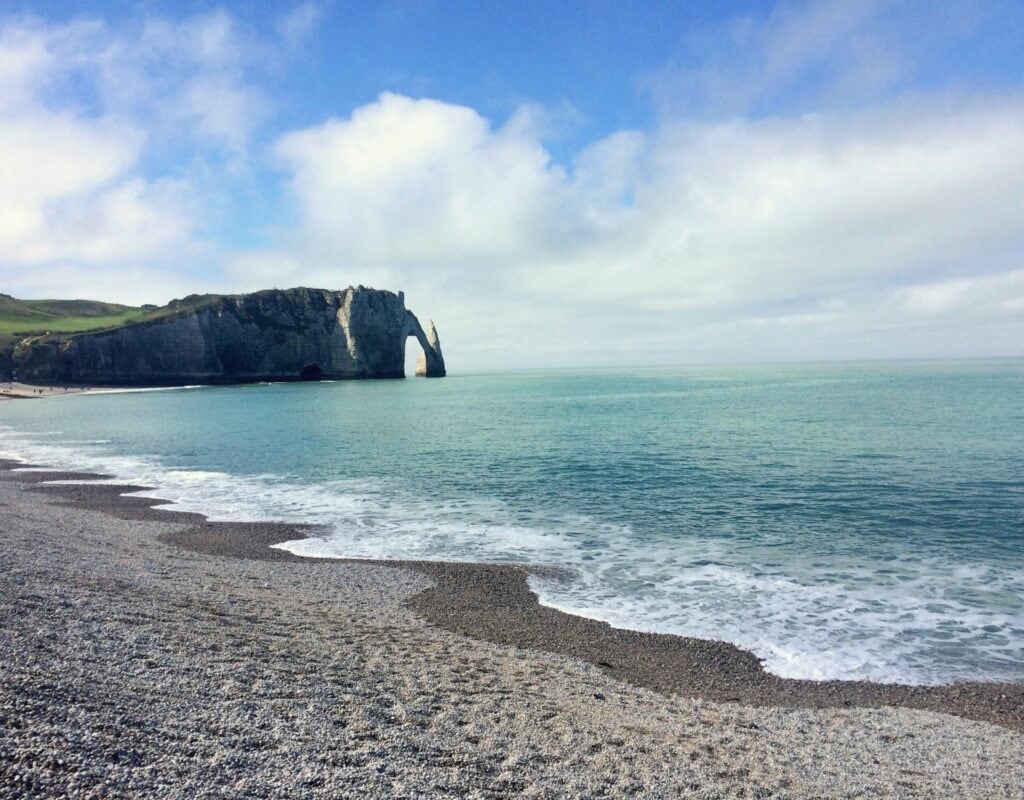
0,382 -> 208,400
0,382 -> 102,400
2,460 -> 1023,796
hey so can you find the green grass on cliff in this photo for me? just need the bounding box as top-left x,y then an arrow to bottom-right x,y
0,288 -> 328,340
0,295 -> 150,335
0,288 -> 347,376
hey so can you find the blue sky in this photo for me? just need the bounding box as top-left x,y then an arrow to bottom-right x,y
1,1 -> 1022,368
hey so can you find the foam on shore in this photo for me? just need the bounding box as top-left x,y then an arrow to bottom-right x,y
4,467 -> 1023,797
2,422 -> 1022,686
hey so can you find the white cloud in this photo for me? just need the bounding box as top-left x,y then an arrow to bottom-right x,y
262,89 -> 1024,366
900,278 -> 976,315
0,112 -> 141,252
0,20 -> 52,104
276,93 -> 570,265
895,271 -> 1024,317
642,0 -> 996,119
100,10 -> 271,157
0,18 -> 203,280
0,7 -> 308,304
278,2 -> 322,49
594,99 -> 1024,309
49,178 -> 196,263
180,75 -> 267,154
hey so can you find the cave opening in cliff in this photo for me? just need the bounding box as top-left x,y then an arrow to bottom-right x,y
299,364 -> 323,381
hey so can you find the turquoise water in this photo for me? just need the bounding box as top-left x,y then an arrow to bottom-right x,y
2,361 -> 1022,684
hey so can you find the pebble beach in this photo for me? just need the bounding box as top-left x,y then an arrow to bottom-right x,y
2,462 -> 1023,798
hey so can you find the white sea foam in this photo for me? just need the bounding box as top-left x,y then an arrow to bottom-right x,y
2,427 -> 1022,685
529,558 -> 1024,684
78,385 -> 207,396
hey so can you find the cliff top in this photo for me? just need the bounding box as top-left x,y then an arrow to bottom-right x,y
0,294 -> 149,336
0,286 -> 387,340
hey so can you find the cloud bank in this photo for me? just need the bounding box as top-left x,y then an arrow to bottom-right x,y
245,91 -> 1024,364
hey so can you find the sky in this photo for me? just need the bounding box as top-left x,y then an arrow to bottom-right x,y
1,1 -> 1022,369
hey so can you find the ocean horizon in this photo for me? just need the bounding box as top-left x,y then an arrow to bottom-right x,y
3,358 -> 1022,686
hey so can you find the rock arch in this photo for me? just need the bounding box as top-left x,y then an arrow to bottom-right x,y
403,312 -> 446,377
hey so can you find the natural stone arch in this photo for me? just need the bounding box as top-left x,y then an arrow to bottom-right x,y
402,312 -> 446,378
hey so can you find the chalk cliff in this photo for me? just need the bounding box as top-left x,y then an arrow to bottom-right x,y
415,319 -> 445,378
8,287 -> 446,385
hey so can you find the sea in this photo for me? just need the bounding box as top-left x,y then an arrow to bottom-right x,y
1,360 -> 1022,686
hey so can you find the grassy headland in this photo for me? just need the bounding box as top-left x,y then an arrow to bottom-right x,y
0,295 -> 152,336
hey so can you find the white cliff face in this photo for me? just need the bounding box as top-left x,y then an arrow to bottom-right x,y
331,298 -> 357,370
415,319 -> 445,378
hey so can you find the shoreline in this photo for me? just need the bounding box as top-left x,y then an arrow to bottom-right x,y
0,382 -> 108,400
3,460 -> 1024,796
4,459 -> 1022,732
0,382 -> 214,400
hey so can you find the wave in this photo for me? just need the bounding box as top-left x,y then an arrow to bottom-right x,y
79,385 -> 207,396
1,425 -> 1022,686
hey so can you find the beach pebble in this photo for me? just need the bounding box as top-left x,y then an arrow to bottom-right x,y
1,473 -> 1023,798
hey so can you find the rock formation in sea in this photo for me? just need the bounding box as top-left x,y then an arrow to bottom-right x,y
415,319 -> 445,378
6,287 -> 446,385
